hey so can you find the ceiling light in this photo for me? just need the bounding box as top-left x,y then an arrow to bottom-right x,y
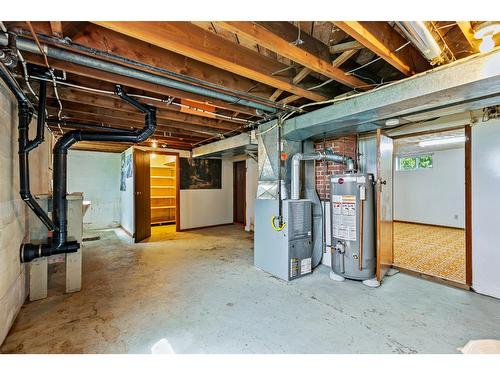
152,140 -> 158,148
151,152 -> 156,159
474,22 -> 500,53
419,136 -> 466,147
385,118 -> 400,126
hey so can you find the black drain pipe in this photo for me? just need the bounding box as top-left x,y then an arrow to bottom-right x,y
49,85 -> 157,254
0,64 -> 56,232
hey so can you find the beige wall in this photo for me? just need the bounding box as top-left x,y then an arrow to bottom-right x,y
0,80 -> 51,345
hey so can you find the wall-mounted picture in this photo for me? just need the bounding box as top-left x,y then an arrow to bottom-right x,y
180,158 -> 222,190
120,153 -> 132,191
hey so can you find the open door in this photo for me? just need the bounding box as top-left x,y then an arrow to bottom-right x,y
233,160 -> 246,225
376,129 -> 394,281
134,149 -> 151,242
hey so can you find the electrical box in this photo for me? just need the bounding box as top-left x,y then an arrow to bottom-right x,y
330,173 -> 376,281
254,199 -> 313,281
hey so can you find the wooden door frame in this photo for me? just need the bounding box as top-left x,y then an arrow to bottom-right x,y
233,160 -> 246,226
145,149 -> 180,232
391,125 -> 472,286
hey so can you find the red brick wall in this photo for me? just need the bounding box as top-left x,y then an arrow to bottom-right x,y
314,135 -> 357,200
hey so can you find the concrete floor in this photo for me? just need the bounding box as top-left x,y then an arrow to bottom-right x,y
1,224 -> 499,354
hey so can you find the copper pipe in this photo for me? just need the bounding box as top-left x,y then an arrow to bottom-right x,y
359,199 -> 364,271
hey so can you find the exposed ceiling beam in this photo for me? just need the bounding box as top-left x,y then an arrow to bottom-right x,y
68,24 -> 275,101
22,51 -> 259,116
334,21 -> 430,76
93,21 -> 327,102
457,21 -> 480,53
269,67 -> 312,103
47,86 -> 241,131
329,40 -> 364,54
214,22 -> 368,90
49,22 -> 63,38
46,102 -> 228,137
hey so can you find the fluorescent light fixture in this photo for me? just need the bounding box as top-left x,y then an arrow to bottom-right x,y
419,136 -> 466,147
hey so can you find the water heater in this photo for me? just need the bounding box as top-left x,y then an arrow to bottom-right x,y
329,173 -> 379,287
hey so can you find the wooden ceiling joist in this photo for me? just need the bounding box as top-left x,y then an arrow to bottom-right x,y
67,24 -> 276,101
214,22 -> 368,90
46,103 -> 228,137
329,40 -> 364,54
49,21 -> 63,38
47,86 -> 240,131
457,21 -> 480,53
93,21 -> 327,102
22,52 -> 260,117
334,21 -> 430,76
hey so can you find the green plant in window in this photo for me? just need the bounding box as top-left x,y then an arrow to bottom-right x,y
399,157 -> 417,170
418,155 -> 433,168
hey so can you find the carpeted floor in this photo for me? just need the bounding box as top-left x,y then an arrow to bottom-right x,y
393,221 -> 466,284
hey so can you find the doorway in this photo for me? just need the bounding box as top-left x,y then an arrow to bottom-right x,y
233,160 -> 246,225
391,128 -> 469,286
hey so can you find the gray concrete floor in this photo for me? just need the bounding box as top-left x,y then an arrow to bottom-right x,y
1,224 -> 499,354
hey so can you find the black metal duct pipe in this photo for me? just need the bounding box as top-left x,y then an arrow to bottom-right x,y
46,85 -> 157,260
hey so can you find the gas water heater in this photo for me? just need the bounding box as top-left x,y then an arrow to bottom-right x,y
329,173 -> 379,287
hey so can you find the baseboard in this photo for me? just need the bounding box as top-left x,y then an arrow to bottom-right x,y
0,268 -> 26,346
119,225 -> 134,238
394,220 -> 464,230
393,266 -> 469,290
179,222 -> 234,232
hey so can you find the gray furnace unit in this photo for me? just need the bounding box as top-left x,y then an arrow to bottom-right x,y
254,199 -> 313,281
330,173 -> 379,287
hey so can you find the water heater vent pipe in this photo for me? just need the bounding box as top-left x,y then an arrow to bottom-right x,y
291,149 -> 354,200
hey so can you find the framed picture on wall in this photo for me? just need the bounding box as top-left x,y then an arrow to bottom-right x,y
180,158 -> 222,190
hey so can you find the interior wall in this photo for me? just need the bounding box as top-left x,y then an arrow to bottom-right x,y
68,150 -> 121,229
472,117 -> 500,299
393,147 -> 465,228
120,147 -> 135,235
0,81 -> 51,345
180,158 -> 233,230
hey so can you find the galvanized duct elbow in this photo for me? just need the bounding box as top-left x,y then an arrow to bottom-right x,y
291,149 -> 354,200
395,21 -> 445,65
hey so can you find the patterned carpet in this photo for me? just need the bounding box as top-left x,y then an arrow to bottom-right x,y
393,222 -> 466,284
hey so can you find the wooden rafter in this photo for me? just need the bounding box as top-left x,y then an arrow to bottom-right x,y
92,21 -> 327,102
334,21 -> 430,76
215,22 -> 368,90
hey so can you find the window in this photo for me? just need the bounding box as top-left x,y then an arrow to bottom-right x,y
397,154 -> 433,171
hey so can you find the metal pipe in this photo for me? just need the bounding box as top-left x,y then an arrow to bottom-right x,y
291,149 -> 354,200
395,21 -> 444,65
46,119 -> 128,133
0,34 -> 279,114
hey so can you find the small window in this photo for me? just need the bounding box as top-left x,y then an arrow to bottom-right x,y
397,154 -> 433,171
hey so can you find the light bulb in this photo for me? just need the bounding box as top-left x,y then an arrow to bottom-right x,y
479,35 -> 495,53
151,153 -> 156,159
152,140 -> 158,148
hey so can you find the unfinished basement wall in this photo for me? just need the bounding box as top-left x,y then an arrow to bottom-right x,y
0,80 -> 51,345
472,117 -> 500,299
68,150 -> 121,230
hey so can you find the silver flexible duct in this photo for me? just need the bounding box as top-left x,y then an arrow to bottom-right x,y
395,21 -> 444,65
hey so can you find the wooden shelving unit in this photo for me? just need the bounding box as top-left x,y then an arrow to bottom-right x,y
150,163 -> 176,225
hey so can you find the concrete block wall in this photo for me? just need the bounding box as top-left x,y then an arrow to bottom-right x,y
0,80 -> 51,345
314,135 -> 357,200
